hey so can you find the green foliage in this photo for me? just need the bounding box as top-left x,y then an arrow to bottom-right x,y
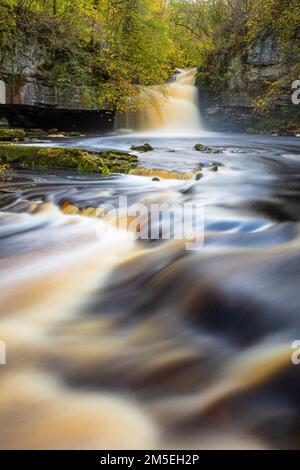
247,0 -> 300,111
170,0 -> 300,114
0,0 -> 299,115
0,128 -> 25,141
0,0 -> 178,109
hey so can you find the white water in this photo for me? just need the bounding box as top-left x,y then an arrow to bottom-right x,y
116,68 -> 203,136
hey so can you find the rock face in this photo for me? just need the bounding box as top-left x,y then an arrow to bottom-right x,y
0,104 -> 115,132
197,37 -> 292,132
0,42 -> 114,131
247,37 -> 280,66
0,41 -> 98,110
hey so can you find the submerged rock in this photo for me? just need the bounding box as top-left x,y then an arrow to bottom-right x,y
195,143 -> 221,153
131,143 -> 154,152
0,128 -> 26,142
208,165 -> 218,172
0,145 -> 138,175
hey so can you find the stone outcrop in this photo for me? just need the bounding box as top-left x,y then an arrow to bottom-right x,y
198,37 -> 294,132
0,41 -> 114,131
0,41 -> 98,110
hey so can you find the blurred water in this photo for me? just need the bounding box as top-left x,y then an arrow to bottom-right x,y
115,68 -> 203,134
1,132 -> 300,449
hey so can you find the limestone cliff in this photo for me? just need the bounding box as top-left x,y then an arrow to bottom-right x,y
197,37 -> 300,133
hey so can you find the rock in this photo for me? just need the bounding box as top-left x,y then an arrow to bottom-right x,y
25,129 -> 48,140
195,143 -> 221,153
0,118 -> 9,127
131,143 -> 154,152
152,177 -> 160,182
195,173 -> 203,181
247,37 -> 280,66
0,145 -> 139,175
208,165 -> 218,172
0,128 -> 26,142
66,131 -> 82,137
48,133 -> 66,138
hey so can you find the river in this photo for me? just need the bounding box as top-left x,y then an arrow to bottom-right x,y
1,71 -> 300,449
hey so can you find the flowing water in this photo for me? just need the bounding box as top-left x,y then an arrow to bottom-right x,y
116,68 -> 202,134
1,71 -> 300,449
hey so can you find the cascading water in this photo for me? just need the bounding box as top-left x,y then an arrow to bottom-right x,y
3,63 -> 300,450
116,68 -> 203,134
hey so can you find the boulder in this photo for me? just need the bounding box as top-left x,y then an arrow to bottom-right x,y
0,128 -> 26,141
195,143 -> 221,153
131,143 -> 153,152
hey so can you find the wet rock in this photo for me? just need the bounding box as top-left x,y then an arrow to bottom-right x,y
26,128 -> 48,139
208,165 -> 218,172
152,177 -> 160,182
66,131 -> 82,137
0,128 -> 26,142
0,118 -> 9,127
195,143 -> 221,153
0,145 -> 138,175
131,143 -> 154,152
48,133 -> 66,138
195,173 -> 203,181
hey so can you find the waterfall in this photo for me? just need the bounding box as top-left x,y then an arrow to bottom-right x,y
116,68 -> 203,135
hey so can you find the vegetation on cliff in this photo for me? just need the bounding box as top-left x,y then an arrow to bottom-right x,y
0,1 -> 299,122
175,1 -> 300,120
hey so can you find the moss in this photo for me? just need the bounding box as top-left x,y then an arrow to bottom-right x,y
207,165 -> 218,172
0,128 -> 26,141
251,112 -> 300,135
131,143 -> 153,152
195,144 -> 221,153
25,129 -> 49,139
0,145 -> 138,175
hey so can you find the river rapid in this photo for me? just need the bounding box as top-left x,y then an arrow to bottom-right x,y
1,130 -> 300,449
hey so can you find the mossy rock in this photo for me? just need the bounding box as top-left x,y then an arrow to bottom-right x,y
0,128 -> 26,142
195,143 -> 221,153
208,165 -> 218,172
25,129 -> 49,139
131,143 -> 153,152
0,145 -> 138,175
246,128 -> 256,135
